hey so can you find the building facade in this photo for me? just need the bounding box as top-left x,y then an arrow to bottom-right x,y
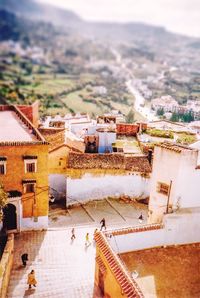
148,143 -> 200,224
0,105 -> 49,232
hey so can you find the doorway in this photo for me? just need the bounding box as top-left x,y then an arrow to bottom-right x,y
3,203 -> 17,231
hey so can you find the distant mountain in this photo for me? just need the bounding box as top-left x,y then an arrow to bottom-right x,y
0,0 -> 197,49
0,0 -> 82,27
0,9 -> 59,45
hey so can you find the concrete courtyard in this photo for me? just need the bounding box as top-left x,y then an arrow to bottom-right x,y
7,199 -> 148,298
49,198 -> 148,228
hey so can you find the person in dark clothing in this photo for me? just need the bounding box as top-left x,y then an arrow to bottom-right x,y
100,218 -> 106,231
138,213 -> 144,223
71,228 -> 76,240
21,253 -> 28,267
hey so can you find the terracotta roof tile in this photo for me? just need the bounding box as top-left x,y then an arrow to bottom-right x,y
95,232 -> 144,298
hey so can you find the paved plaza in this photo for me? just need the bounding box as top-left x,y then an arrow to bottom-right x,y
7,200 -> 148,298
7,228 -> 100,298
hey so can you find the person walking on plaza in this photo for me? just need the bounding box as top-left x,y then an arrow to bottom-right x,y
27,270 -> 37,289
71,228 -> 76,240
138,213 -> 144,224
21,253 -> 28,267
100,218 -> 106,231
85,232 -> 91,246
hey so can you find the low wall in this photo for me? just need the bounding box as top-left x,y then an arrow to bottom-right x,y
0,234 -> 14,298
117,123 -> 139,136
68,152 -> 151,173
108,211 -> 200,253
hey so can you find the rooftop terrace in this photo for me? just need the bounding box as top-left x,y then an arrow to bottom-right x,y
0,111 -> 37,142
0,105 -> 47,144
120,243 -> 200,298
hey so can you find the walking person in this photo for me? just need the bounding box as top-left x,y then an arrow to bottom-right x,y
100,218 -> 106,231
71,228 -> 76,240
27,270 -> 37,289
85,232 -> 91,246
21,253 -> 28,267
138,213 -> 144,224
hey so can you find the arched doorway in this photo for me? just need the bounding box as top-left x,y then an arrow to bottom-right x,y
3,204 -> 17,231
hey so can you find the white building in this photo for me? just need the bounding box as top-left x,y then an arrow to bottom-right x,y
41,113 -> 96,138
97,128 -> 116,153
151,95 -> 178,113
148,142 -> 200,224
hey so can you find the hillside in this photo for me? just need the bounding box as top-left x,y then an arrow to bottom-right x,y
0,0 -> 200,120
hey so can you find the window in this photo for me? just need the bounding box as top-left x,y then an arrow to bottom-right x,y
26,162 -> 36,173
22,179 -> 36,193
24,160 -> 37,173
157,182 -> 169,196
0,162 -> 6,175
24,183 -> 35,193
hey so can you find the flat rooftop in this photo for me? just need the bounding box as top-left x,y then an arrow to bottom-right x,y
120,244 -> 200,298
0,111 -> 37,142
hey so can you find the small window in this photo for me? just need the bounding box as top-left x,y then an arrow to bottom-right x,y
26,162 -> 36,173
0,163 -> 6,175
25,183 -> 35,193
157,182 -> 169,196
24,160 -> 37,173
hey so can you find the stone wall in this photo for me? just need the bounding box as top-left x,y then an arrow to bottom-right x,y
0,234 -> 14,298
68,152 -> 151,173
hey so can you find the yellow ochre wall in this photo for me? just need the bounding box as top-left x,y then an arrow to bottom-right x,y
0,144 -> 49,218
48,146 -> 70,174
95,246 -> 125,298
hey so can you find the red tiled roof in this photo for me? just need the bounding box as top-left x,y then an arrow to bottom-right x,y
96,256 -> 106,275
155,142 -> 194,153
105,224 -> 163,237
95,232 -> 144,298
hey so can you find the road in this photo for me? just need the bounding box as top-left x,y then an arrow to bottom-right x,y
111,48 -> 157,121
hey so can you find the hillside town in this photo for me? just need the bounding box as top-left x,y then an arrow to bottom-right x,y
0,100 -> 200,297
0,0 -> 200,297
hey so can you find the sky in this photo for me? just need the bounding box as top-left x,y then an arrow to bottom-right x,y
37,0 -> 200,37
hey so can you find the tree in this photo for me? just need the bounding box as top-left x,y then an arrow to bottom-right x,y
126,109 -> 135,123
0,183 -> 8,222
170,112 -> 179,122
156,108 -> 164,116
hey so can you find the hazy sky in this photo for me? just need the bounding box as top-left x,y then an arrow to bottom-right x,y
38,0 -> 200,37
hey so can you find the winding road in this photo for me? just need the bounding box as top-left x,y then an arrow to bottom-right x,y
111,48 -> 157,121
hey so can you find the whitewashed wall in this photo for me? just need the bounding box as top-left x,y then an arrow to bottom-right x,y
48,174 -> 66,200
148,146 -> 200,223
67,173 -> 150,205
175,152 -> 200,208
108,211 -> 200,253
21,216 -> 48,231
